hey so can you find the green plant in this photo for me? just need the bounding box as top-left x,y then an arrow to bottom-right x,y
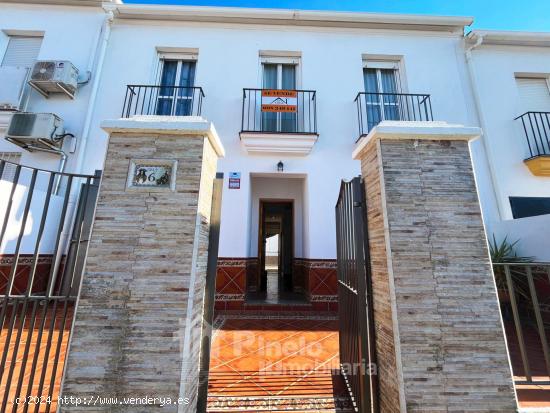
489,234 -> 534,264
489,235 -> 534,301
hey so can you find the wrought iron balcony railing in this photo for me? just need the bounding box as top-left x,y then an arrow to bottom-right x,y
241,88 -> 317,134
515,112 -> 550,159
122,85 -> 204,118
355,92 -> 433,141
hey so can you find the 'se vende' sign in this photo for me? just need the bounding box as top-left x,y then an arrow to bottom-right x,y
261,90 -> 297,113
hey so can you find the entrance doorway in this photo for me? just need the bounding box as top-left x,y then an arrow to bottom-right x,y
257,201 -> 295,302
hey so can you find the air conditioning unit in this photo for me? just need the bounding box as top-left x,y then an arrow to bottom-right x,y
5,113 -> 66,151
28,61 -> 78,99
0,66 -> 29,111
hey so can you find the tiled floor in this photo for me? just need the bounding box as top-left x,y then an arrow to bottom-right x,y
207,316 -> 354,412
0,303 -> 73,412
504,321 -> 550,409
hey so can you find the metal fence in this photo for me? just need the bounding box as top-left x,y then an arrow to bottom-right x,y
355,92 -> 433,140
515,112 -> 550,159
241,88 -> 317,134
335,177 -> 378,413
122,85 -> 205,118
0,159 -> 100,412
494,263 -> 550,385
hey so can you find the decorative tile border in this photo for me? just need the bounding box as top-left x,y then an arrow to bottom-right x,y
310,294 -> 338,302
0,254 -> 54,265
215,293 -> 245,301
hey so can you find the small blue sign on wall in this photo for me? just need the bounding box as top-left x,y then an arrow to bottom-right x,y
228,172 -> 241,189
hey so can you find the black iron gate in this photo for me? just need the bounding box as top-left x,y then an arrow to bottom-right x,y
0,160 -> 101,412
197,172 -> 224,413
335,176 -> 378,413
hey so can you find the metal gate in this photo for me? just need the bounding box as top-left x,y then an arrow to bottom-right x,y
0,160 -> 101,413
196,172 -> 224,413
335,177 -> 378,413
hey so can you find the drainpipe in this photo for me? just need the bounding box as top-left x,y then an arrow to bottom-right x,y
75,9 -> 114,175
465,33 -> 505,221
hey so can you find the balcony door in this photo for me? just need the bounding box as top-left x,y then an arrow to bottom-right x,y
156,59 -> 196,116
262,63 -> 297,132
364,67 -> 400,131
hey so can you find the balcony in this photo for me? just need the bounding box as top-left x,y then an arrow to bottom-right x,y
121,85 -> 204,118
239,88 -> 318,155
355,92 -> 433,141
515,112 -> 550,176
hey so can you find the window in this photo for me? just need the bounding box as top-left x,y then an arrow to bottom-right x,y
260,53 -> 300,133
363,62 -> 401,132
516,77 -> 550,113
0,152 -> 21,182
1,35 -> 42,68
510,197 -> 550,219
156,59 -> 196,116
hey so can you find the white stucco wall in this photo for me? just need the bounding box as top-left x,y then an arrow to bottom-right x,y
84,20 -> 481,259
0,3 -> 105,172
470,43 -> 550,260
3,4 -> 547,260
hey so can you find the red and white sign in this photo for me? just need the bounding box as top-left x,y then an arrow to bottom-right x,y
228,172 -> 241,189
261,89 -> 297,113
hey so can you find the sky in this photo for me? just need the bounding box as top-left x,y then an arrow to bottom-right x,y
123,0 -> 550,32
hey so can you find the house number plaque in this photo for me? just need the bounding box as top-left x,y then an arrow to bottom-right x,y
127,159 -> 177,191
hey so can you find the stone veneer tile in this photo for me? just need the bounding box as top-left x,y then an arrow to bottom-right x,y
61,133 -> 218,412
360,138 -> 517,412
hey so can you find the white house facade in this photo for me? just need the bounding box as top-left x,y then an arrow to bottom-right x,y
0,1 -> 549,412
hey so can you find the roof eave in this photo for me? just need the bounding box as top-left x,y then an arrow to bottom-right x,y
109,4 -> 472,33
467,30 -> 550,48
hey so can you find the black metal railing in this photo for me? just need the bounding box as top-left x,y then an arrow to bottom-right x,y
515,112 -> 550,159
355,92 -> 433,140
494,263 -> 550,386
0,159 -> 101,412
335,177 -> 378,413
122,85 -> 205,118
241,88 -> 317,134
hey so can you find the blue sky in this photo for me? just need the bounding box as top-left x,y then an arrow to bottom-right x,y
123,0 -> 550,32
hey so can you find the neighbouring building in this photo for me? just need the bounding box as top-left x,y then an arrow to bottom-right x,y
0,1 -> 549,412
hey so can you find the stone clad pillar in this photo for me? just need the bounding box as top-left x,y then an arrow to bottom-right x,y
60,117 -> 224,412
353,121 -> 517,412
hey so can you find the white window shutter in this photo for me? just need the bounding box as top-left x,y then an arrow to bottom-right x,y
516,77 -> 550,112
1,36 -> 42,68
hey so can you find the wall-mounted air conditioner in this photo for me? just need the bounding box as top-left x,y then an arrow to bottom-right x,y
28,61 -> 78,99
5,112 -> 66,151
0,66 -> 29,111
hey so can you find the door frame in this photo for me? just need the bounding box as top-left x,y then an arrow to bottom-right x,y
257,199 -> 294,293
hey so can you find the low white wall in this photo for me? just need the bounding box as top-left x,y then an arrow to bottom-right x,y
492,213 -> 550,262
0,180 -> 65,254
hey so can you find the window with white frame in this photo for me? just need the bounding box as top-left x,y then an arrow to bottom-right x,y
0,152 -> 21,182
155,52 -> 197,116
363,60 -> 402,131
260,53 -> 300,133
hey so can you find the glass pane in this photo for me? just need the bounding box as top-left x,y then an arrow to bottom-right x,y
381,69 -> 399,120
178,61 -> 196,98
157,60 -> 178,115
380,69 -> 398,93
364,69 -> 379,94
281,65 -> 296,89
281,65 -> 297,132
262,64 -> 278,131
262,64 -> 278,89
